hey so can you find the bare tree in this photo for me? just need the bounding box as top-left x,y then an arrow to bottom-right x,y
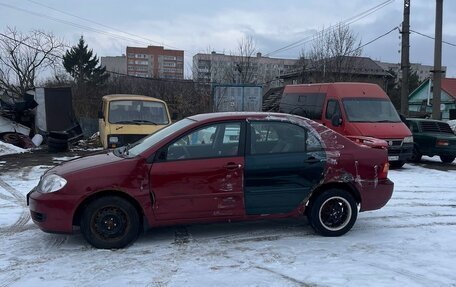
300,24 -> 362,82
0,27 -> 65,99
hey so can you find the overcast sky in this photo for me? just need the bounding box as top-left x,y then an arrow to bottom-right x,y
1,0 -> 455,78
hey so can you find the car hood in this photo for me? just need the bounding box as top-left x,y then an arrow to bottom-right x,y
49,151 -> 124,176
349,122 -> 411,139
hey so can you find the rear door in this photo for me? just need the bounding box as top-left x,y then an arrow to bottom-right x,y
149,121 -> 245,221
244,121 -> 326,215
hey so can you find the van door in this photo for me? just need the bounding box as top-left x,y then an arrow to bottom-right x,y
323,99 -> 345,134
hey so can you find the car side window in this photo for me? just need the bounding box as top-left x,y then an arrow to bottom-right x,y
306,131 -> 323,151
250,122 -> 305,154
165,122 -> 241,161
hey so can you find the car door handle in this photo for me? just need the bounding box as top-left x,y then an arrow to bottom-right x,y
304,157 -> 321,164
225,162 -> 242,170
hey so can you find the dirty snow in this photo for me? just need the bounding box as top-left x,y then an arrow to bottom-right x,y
0,160 -> 456,287
0,141 -> 29,156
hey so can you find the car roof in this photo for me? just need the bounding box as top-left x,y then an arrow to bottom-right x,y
406,118 -> 447,123
102,94 -> 165,103
188,112 -> 297,122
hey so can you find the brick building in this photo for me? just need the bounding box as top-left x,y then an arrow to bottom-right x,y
126,46 -> 184,79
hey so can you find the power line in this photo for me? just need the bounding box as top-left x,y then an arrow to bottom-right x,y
0,32 -> 64,59
265,0 -> 395,56
349,26 -> 399,53
0,2 -> 156,47
24,0 -> 179,50
410,29 -> 456,47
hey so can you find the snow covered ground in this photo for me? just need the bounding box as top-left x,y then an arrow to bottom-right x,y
0,158 -> 455,287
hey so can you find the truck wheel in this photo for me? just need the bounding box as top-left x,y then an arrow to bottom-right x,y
308,189 -> 358,237
81,196 -> 140,249
440,155 -> 455,164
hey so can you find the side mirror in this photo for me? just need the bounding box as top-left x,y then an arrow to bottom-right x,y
98,111 -> 104,120
172,112 -> 178,121
331,114 -> 342,127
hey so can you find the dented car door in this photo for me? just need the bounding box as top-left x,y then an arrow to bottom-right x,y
149,122 -> 245,221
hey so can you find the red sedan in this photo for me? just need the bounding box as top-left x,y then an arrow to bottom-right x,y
28,112 -> 393,249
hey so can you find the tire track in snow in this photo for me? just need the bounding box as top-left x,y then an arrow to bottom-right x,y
0,178 -> 31,236
0,275 -> 20,287
0,178 -> 25,206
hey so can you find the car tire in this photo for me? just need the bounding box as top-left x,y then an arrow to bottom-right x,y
410,146 -> 422,163
81,196 -> 140,249
47,137 -> 69,152
389,160 -> 405,169
440,155 -> 456,164
308,189 -> 358,237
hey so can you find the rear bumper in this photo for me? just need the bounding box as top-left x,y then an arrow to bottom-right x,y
27,188 -> 76,234
358,178 -> 394,212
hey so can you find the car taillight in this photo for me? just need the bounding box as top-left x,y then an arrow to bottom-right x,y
436,139 -> 449,146
379,162 -> 389,179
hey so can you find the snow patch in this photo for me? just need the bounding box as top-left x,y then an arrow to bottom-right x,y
0,141 -> 29,156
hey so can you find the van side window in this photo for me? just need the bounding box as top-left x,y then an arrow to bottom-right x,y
325,100 -> 341,119
279,93 -> 326,120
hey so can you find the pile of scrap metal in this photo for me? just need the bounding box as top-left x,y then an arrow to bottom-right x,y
0,87 -> 83,152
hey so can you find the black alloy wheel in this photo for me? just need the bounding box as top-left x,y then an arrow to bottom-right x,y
308,189 -> 358,237
81,196 -> 140,249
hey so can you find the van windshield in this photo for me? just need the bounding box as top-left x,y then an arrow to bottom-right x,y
108,100 -> 169,125
342,98 -> 401,123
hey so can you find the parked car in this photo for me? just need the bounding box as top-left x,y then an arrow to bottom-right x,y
28,112 -> 394,249
407,118 -> 456,163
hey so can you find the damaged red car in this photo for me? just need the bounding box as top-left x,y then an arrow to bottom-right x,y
28,112 -> 394,249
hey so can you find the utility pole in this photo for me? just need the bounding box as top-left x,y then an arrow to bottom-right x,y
432,0 -> 443,120
400,0 -> 410,116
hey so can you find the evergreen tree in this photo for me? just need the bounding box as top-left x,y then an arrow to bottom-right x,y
63,36 -> 108,86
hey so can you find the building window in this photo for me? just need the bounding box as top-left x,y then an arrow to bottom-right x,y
164,55 -> 176,61
163,62 -> 176,67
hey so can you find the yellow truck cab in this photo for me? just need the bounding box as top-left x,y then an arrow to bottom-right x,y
98,94 -> 171,149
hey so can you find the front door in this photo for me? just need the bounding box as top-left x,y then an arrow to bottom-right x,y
244,121 -> 326,215
150,121 -> 245,221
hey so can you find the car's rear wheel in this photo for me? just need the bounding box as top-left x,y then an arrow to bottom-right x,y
81,196 -> 140,249
308,189 -> 358,237
440,155 -> 456,164
410,146 -> 422,162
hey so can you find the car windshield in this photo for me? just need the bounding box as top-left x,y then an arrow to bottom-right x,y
108,100 -> 169,125
123,118 -> 195,157
342,98 -> 401,123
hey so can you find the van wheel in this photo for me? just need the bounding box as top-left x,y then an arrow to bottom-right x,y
410,146 -> 422,163
81,196 -> 140,249
308,189 -> 357,237
389,161 -> 405,169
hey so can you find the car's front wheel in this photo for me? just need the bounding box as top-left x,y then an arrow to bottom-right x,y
81,196 -> 140,249
440,155 -> 456,164
308,189 -> 358,237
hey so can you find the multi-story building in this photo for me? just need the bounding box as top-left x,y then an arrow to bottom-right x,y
126,46 -> 184,79
100,55 -> 127,75
375,61 -> 447,83
193,52 -> 298,87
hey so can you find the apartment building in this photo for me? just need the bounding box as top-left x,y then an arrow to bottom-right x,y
193,52 -> 298,86
100,55 -> 127,75
375,61 -> 447,83
127,46 -> 184,79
